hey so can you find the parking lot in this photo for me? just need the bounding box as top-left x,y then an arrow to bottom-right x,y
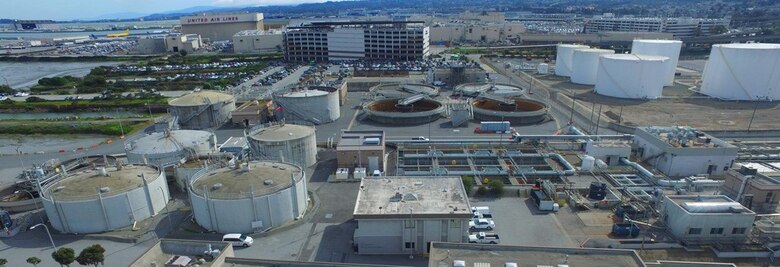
469,196 -> 578,247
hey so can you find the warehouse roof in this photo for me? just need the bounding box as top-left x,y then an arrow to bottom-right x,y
354,176 -> 471,219
337,130 -> 385,151
169,90 -> 235,106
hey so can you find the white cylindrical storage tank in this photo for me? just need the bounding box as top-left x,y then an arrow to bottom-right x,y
247,123 -> 317,168
555,44 -> 589,77
274,86 -> 340,124
570,48 -> 615,85
189,161 -> 307,234
169,90 -> 236,130
41,165 -> 169,234
595,54 -> 669,99
125,130 -> 217,167
631,39 -> 683,86
701,43 -> 780,101
581,155 -> 596,171
537,63 -> 549,74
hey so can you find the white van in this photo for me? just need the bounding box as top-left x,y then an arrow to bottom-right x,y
372,170 -> 382,177
222,233 -> 254,247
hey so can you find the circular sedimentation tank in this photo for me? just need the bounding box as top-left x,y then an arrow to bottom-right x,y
274,86 -> 340,124
189,161 -> 307,234
631,39 -> 683,86
455,83 -> 527,97
364,98 -> 445,125
169,90 -> 236,130
701,43 -> 780,101
247,123 -> 317,168
594,54 -> 669,99
471,98 -> 548,124
370,83 -> 439,98
41,165 -> 169,234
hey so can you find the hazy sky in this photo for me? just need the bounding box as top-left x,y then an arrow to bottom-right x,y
4,0 -> 331,20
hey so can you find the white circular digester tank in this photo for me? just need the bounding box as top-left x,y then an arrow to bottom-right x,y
631,39 -> 683,86
571,48 -> 615,85
701,43 -> 780,101
594,54 -> 669,99
274,86 -> 340,124
555,44 -> 589,77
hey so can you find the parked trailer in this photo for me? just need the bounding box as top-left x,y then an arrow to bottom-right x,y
476,121 -> 513,134
612,223 -> 640,237
530,189 -> 559,212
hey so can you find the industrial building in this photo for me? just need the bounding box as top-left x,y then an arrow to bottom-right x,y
232,30 -> 283,53
337,130 -> 386,172
189,161 -> 307,233
352,176 -> 471,255
428,22 -> 525,44
40,164 -> 170,234
570,48 -> 614,85
169,90 -> 236,130
131,239 -> 234,267
124,129 -> 218,167
180,12 -> 264,41
11,20 -> 59,31
583,15 -> 730,37
662,195 -> 755,245
428,242 -> 646,267
721,164 -> 780,213
246,123 -> 318,168
165,34 -> 202,53
231,100 -> 272,126
284,21 -> 429,61
136,37 -> 167,54
700,43 -> 780,101
429,64 -> 487,86
594,54 -> 669,99
631,39 -> 683,86
633,126 -> 738,177
554,44 -> 589,77
584,139 -> 632,166
273,86 -> 340,125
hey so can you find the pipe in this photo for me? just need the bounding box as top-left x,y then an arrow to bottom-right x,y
735,175 -> 752,202
548,153 -> 575,176
620,157 -> 654,179
568,125 -> 586,136
387,134 -> 633,144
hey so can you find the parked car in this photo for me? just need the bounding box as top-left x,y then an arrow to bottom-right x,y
222,233 -> 254,247
472,211 -> 493,219
468,232 -> 500,244
469,218 -> 495,231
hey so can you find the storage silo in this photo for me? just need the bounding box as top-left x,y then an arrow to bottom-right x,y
189,161 -> 307,234
594,54 -> 669,99
169,90 -> 236,130
631,39 -> 683,86
570,48 -> 615,85
274,86 -> 340,124
555,44 -> 589,77
246,123 -> 317,168
701,43 -> 780,101
125,130 -> 217,167
40,164 -> 169,234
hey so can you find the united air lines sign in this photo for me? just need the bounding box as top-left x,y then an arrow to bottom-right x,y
181,13 -> 263,25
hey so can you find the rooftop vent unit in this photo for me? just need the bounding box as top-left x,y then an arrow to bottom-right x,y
211,183 -> 223,191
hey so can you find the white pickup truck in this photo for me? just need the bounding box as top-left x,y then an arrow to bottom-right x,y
468,232 -> 500,244
468,218 -> 495,231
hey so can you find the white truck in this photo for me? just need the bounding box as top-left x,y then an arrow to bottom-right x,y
468,218 -> 495,231
468,232 -> 500,244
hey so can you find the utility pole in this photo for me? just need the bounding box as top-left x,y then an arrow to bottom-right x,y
747,101 -> 759,132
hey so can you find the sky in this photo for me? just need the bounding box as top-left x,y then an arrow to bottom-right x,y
3,0 -> 333,21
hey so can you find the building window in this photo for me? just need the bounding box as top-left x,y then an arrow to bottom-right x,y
766,192 -> 774,204
732,228 -> 747,235
404,220 -> 415,228
450,219 -> 461,228
710,228 -> 724,235
404,242 -> 415,249
688,228 -> 702,235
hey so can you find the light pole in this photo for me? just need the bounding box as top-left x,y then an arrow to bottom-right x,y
15,190 -> 43,223
30,223 -> 56,250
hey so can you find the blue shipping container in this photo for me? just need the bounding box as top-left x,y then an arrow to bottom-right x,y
480,121 -> 511,132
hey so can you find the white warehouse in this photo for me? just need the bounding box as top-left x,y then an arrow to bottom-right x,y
353,176 -> 471,255
633,126 -> 738,177
662,195 -> 755,245
189,161 -> 308,234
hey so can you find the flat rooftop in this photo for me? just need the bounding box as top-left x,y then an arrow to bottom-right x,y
353,176 -> 471,219
590,140 -> 631,148
428,242 -> 646,267
169,90 -> 235,106
131,239 -> 232,267
638,126 -> 733,149
667,195 -> 754,214
337,130 -> 385,151
192,161 -> 302,198
248,124 -> 315,142
48,165 -> 159,200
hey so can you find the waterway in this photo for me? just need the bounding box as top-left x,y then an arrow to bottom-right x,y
0,61 -> 119,88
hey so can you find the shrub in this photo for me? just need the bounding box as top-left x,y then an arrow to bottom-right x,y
461,176 -> 475,195
488,180 -> 504,196
476,185 -> 488,195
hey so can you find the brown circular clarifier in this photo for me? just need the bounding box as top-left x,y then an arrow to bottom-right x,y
472,98 -> 549,125
364,99 -> 445,125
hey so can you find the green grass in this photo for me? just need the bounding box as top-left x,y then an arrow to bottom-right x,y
0,98 -> 169,111
0,121 -> 140,135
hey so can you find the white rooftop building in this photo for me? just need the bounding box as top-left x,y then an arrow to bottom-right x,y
633,126 -> 738,177
662,195 -> 755,245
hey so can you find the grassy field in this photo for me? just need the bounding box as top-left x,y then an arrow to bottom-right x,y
0,98 -> 169,111
0,120 -> 146,135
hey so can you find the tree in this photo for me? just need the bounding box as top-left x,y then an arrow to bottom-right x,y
76,244 -> 105,267
0,85 -> 12,95
179,49 -> 188,57
476,185 -> 488,195
0,258 -> 7,267
488,180 -> 504,196
26,257 -> 41,267
461,176 -> 475,195
711,25 -> 728,35
52,247 -> 76,267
